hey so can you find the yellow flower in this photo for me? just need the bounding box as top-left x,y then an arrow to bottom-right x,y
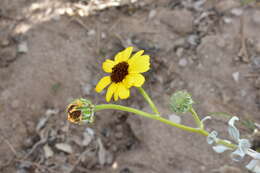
67,98 -> 94,124
95,47 -> 150,102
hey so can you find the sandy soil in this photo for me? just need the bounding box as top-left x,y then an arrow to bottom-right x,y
1,0 -> 260,172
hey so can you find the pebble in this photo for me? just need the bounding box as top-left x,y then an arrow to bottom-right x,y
97,138 -> 106,166
148,9 -> 157,19
232,72 -> 239,82
178,58 -> 188,67
85,127 -> 95,136
55,143 -> 73,154
88,29 -> 96,36
82,131 -> 93,146
187,34 -> 200,46
17,41 -> 28,53
223,17 -> 233,24
230,8 -> 243,16
176,47 -> 184,57
168,114 -> 181,124
43,144 -> 54,158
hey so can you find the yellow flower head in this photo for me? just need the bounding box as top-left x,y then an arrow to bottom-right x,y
95,47 -> 150,102
67,98 -> 94,124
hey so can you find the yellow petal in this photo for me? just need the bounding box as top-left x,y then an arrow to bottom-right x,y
118,83 -> 130,99
95,76 -> 111,93
128,54 -> 150,73
106,83 -> 117,102
114,86 -> 119,101
102,59 -> 115,73
125,73 -> 145,87
114,47 -> 133,63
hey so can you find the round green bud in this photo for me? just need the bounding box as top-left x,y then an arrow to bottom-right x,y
170,91 -> 194,113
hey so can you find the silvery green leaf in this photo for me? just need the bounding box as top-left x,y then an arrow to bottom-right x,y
231,139 -> 251,162
247,149 -> 260,159
201,116 -> 212,124
246,159 -> 260,173
212,144 -> 232,153
239,139 -> 251,154
207,131 -> 218,145
228,116 -> 240,142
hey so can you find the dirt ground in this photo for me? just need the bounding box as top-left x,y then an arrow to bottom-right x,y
1,0 -> 260,172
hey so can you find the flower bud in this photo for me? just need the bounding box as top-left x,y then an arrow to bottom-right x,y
67,98 -> 94,124
170,91 -> 194,113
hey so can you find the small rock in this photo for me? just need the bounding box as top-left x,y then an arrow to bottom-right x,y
255,77 -> 260,89
168,114 -> 181,124
148,9 -> 157,19
215,0 -> 240,13
232,72 -> 239,82
82,131 -> 93,146
176,47 -> 184,57
252,56 -> 260,69
88,29 -> 96,36
97,138 -> 106,166
223,17 -> 233,24
23,138 -> 34,148
187,34 -> 200,46
85,127 -> 95,136
160,9 -> 193,34
178,58 -> 188,67
55,143 -> 73,154
43,144 -> 54,158
230,8 -> 243,16
101,32 -> 106,39
17,41 -> 28,54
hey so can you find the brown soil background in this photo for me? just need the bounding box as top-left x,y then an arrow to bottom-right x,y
1,0 -> 260,172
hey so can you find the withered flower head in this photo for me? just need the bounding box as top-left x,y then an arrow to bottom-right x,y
67,98 -> 94,124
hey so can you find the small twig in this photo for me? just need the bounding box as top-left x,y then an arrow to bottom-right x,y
71,17 -> 89,31
68,149 -> 90,173
238,15 -> 249,63
0,136 -> 18,156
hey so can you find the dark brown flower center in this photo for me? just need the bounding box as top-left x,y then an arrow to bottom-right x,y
111,61 -> 129,83
69,110 -> 81,120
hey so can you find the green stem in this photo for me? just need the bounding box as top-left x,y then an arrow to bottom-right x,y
95,104 -> 199,133
137,87 -> 160,115
190,107 -> 203,129
94,104 -> 237,150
